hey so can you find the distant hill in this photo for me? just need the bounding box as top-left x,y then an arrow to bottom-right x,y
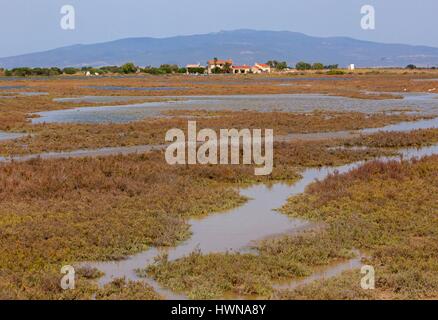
2,29 -> 438,68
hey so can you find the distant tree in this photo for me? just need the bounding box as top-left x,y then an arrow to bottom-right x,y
223,62 -> 232,73
10,67 -> 32,77
276,61 -> 288,70
187,67 -> 205,74
211,67 -> 222,74
295,61 -> 312,70
63,67 -> 78,75
142,67 -> 166,75
266,60 -> 276,68
49,67 -> 62,76
324,64 -> 339,70
326,70 -> 345,75
4,70 -> 12,76
121,62 -> 137,74
100,66 -> 123,74
266,60 -> 283,70
406,64 -> 417,70
266,60 -> 287,70
159,64 -> 179,73
312,62 -> 324,70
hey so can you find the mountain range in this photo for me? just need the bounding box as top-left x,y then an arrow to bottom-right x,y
2,29 -> 438,68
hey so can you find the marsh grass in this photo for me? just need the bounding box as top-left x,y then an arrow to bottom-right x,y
345,129 -> 438,148
1,73 -> 438,299
2,71 -> 438,99
0,110 -> 423,156
95,278 -> 161,300
0,152 -> 259,299
143,230 -> 355,299
0,138 -> 399,299
279,156 -> 438,299
144,155 -> 438,300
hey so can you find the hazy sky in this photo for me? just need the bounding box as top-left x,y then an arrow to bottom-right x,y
1,0 -> 437,58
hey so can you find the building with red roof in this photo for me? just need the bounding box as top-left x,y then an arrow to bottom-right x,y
206,59 -> 272,74
232,65 -> 252,74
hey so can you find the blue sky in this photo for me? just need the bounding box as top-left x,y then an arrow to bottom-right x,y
1,0 -> 437,58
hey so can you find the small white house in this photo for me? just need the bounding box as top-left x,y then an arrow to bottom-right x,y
348,64 -> 355,71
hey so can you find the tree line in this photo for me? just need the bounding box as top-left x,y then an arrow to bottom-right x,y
0,62 -> 188,77
2,61 -> 433,77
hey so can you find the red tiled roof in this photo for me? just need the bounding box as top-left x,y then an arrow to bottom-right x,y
232,65 -> 251,69
256,63 -> 270,68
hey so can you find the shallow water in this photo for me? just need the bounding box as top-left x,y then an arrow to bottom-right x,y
0,85 -> 26,89
362,117 -> 438,133
53,96 -> 156,104
33,93 -> 438,124
17,92 -> 48,96
0,132 -> 26,141
85,183 -> 314,292
83,143 -> 438,299
273,252 -> 364,292
412,78 -> 438,82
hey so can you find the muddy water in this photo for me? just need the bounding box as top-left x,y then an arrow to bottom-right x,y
34,93 -> 438,124
84,144 -> 438,299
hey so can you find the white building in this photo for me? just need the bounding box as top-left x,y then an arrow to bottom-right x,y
348,64 -> 355,71
232,65 -> 251,74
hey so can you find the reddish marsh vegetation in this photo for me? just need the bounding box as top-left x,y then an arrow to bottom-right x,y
0,110 -> 424,156
145,156 -> 438,299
